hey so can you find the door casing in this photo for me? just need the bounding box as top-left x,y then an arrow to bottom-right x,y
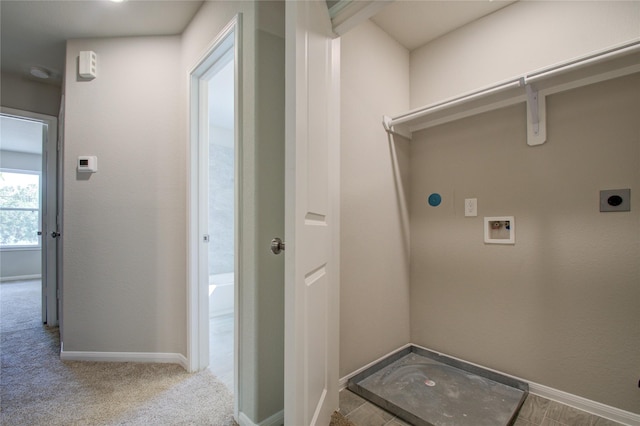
187,13 -> 242,418
1,107 -> 59,327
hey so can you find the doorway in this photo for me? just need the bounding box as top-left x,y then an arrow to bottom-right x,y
188,16 -> 240,404
206,51 -> 235,391
0,108 -> 59,327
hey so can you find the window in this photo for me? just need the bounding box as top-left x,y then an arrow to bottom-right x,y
0,170 -> 41,248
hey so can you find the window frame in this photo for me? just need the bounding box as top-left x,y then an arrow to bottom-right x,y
0,168 -> 42,250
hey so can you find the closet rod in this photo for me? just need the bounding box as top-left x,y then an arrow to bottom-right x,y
386,39 -> 640,130
525,40 -> 640,84
388,79 -> 523,128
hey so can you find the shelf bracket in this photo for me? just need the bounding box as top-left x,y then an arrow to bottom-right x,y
525,84 -> 546,146
383,115 -> 412,140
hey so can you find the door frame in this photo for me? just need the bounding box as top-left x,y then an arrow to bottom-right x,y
187,12 -> 242,408
1,106 -> 60,326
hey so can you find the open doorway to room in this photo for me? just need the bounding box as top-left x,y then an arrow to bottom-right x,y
188,17 -> 240,406
0,109 -> 59,328
206,51 -> 235,391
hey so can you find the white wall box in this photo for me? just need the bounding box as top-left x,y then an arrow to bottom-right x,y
79,51 -> 97,79
484,216 -> 515,245
77,156 -> 98,173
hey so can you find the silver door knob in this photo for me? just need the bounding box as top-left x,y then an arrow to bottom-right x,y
270,237 -> 285,255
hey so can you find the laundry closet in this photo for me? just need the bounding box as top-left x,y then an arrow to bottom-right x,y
338,1 -> 640,418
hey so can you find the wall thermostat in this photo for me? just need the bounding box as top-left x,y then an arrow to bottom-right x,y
77,156 -> 98,173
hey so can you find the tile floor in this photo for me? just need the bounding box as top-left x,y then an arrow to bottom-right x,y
209,313 -> 234,392
339,389 -> 625,426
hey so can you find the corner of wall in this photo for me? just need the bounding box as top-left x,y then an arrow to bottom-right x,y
339,18 -> 411,379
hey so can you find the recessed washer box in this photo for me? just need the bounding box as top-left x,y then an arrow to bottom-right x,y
484,216 -> 515,244
600,189 -> 630,212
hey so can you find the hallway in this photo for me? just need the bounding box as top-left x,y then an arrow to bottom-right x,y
0,280 -> 235,425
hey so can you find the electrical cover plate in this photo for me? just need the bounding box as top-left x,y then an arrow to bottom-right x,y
600,189 -> 630,212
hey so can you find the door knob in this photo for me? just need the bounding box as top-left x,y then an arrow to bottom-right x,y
37,231 -> 43,236
51,231 -> 60,238
270,237 -> 285,255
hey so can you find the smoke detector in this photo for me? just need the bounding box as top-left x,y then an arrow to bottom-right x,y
29,66 -> 51,79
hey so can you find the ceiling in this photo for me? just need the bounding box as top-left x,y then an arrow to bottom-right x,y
0,1 -> 204,154
0,0 -> 517,88
0,0 -> 204,85
0,1 -> 517,153
371,1 -> 516,51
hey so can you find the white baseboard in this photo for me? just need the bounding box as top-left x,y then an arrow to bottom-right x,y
60,349 -> 189,370
528,382 -> 640,426
238,410 -> 284,426
0,274 -> 41,282
340,343 -> 640,426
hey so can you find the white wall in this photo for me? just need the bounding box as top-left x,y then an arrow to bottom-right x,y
0,249 -> 40,280
253,7 -> 286,422
410,1 -> 640,108
209,126 -> 234,275
61,3 -> 285,424
183,1 -> 286,423
63,36 -> 184,354
410,72 -> 640,416
1,71 -> 61,117
402,0 -> 640,415
339,0 -> 640,415
339,20 -> 411,378
0,150 -> 42,280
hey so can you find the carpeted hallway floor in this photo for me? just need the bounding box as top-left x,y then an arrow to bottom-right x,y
0,280 -> 235,425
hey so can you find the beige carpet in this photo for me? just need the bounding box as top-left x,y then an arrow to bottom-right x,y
1,280 -> 235,426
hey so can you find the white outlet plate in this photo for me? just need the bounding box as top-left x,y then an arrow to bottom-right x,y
465,198 -> 477,217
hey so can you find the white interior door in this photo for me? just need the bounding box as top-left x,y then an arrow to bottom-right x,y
284,2 -> 340,425
42,117 -> 59,326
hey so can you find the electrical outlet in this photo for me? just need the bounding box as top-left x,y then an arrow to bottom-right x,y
600,189 -> 630,212
465,198 -> 477,217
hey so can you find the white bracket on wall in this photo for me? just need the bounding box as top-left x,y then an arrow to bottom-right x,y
382,39 -> 640,148
525,84 -> 546,146
383,115 -> 412,140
